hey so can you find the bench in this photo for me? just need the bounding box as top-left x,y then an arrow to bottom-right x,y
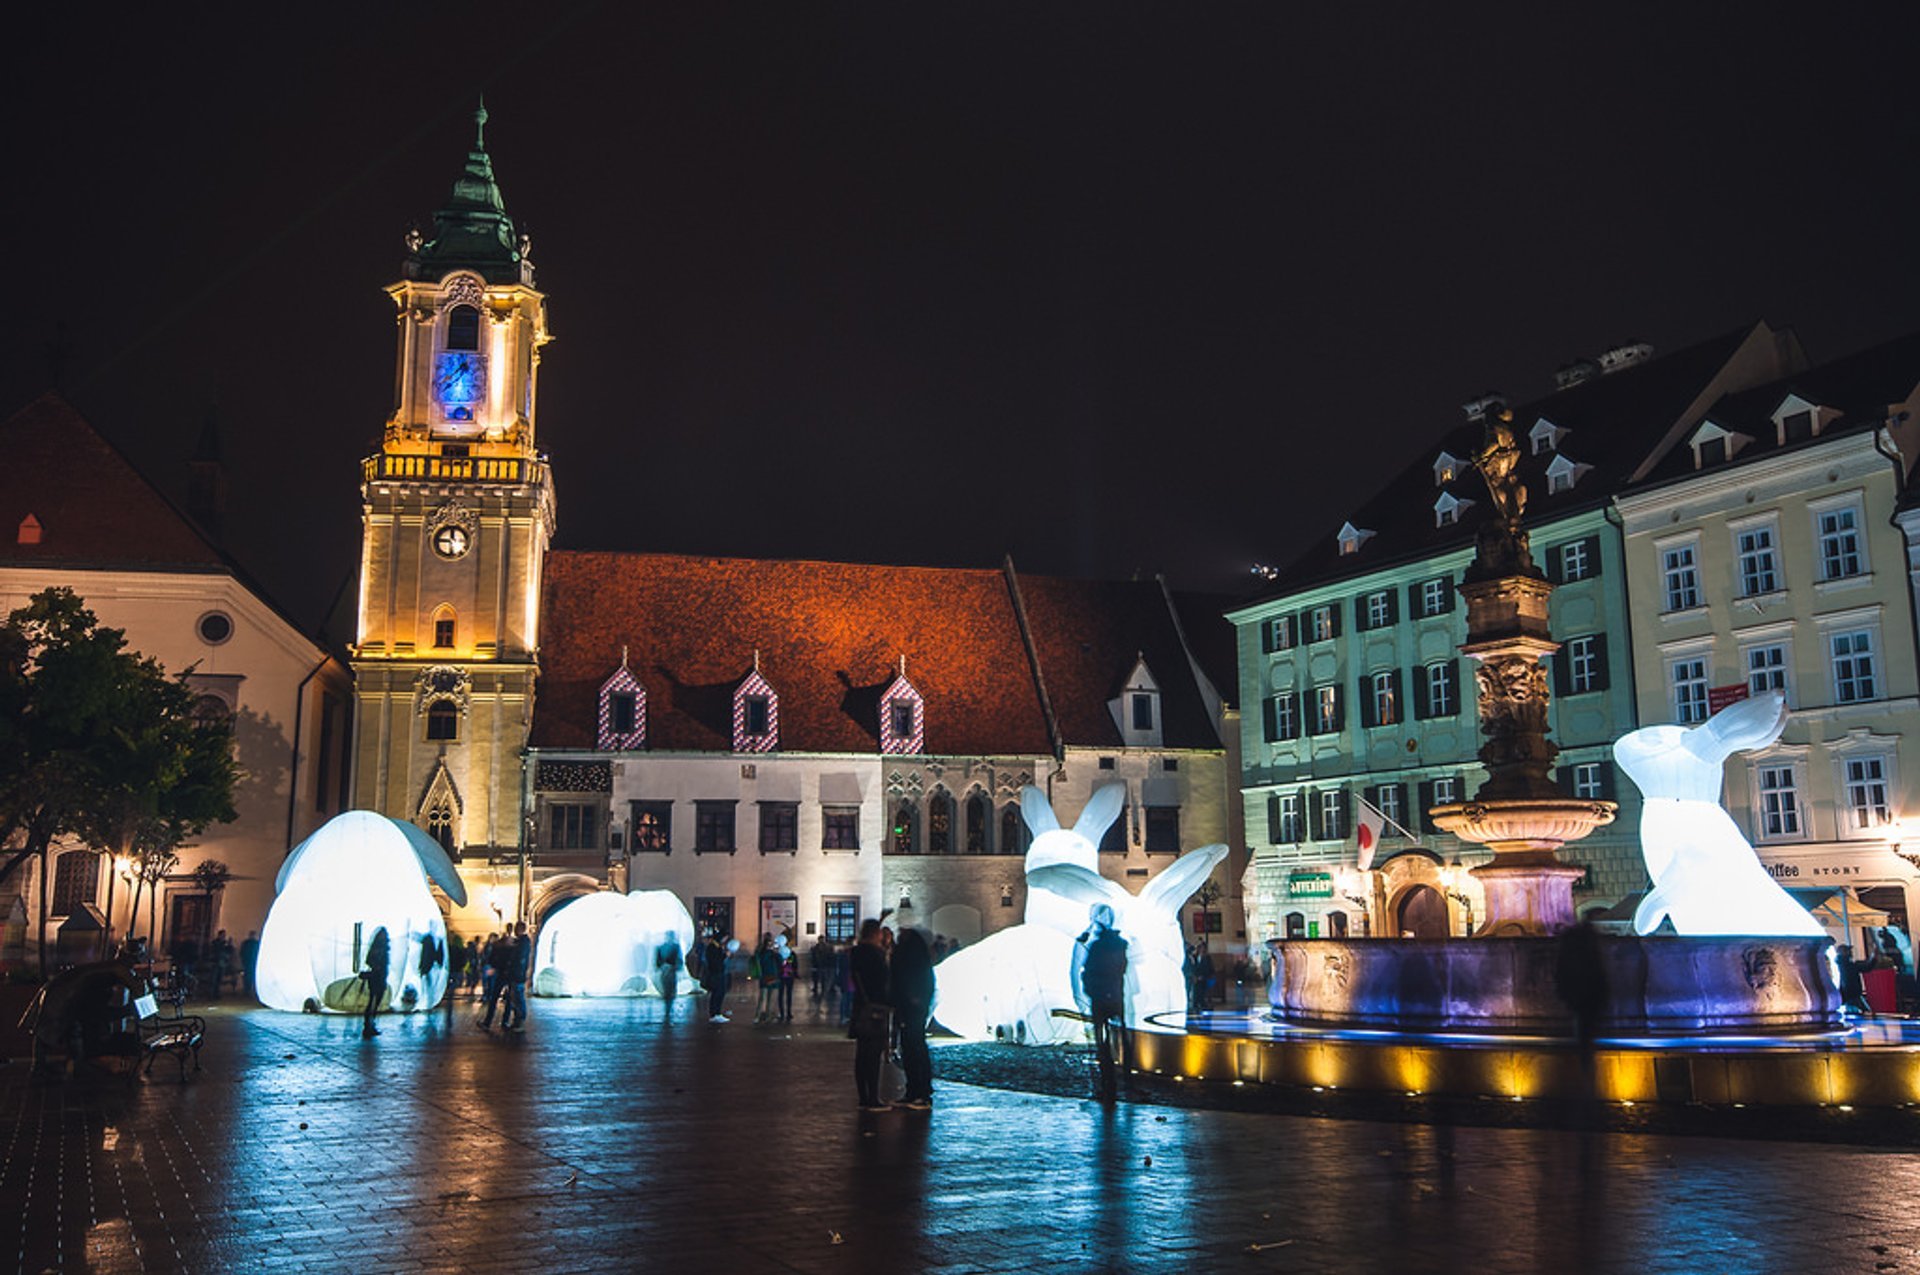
133,992 -> 204,1080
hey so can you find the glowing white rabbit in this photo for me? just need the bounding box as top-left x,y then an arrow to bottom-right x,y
931,782 -> 1227,1042
1614,691 -> 1823,938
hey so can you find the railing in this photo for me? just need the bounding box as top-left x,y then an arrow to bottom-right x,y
362,453 -> 541,484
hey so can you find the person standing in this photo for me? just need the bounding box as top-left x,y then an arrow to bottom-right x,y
655,930 -> 683,1009
499,922 -> 531,1032
238,930 -> 260,1000
208,930 -> 234,1000
776,935 -> 798,1023
890,928 -> 935,1109
446,934 -> 469,997
360,927 -> 391,1039
810,936 -> 832,1003
417,930 -> 445,1012
751,934 -> 779,1023
478,932 -> 504,1031
1075,905 -> 1129,1100
850,919 -> 892,1111
701,932 -> 732,1023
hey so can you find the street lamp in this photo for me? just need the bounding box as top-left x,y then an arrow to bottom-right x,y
1441,861 -> 1476,937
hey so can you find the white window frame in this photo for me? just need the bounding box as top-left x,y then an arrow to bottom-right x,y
1661,539 -> 1702,613
1309,606 -> 1335,643
1754,763 -> 1804,841
1744,641 -> 1790,701
1268,614 -> 1297,650
1841,754 -> 1893,832
1669,655 -> 1710,725
1318,789 -> 1346,841
1733,519 -> 1782,597
1314,685 -> 1339,734
1431,775 -> 1461,806
1420,577 -> 1448,617
1831,628 -> 1879,704
1529,418 -> 1560,454
1377,783 -> 1404,827
1814,496 -> 1868,582
1275,793 -> 1302,844
1566,635 -> 1600,695
1370,671 -> 1398,727
1426,662 -> 1455,716
1570,762 -> 1605,800
1560,539 -> 1592,582
1272,693 -> 1299,741
1366,591 -> 1391,629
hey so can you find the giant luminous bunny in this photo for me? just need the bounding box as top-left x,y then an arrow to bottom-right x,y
1613,691 -> 1823,938
931,782 -> 1228,1043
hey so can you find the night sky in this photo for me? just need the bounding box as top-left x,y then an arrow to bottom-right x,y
12,6 -> 1920,633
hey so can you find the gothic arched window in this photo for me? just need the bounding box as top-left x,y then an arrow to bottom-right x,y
892,801 -> 917,855
927,792 -> 953,855
447,304 -> 481,352
1000,804 -> 1026,857
964,792 -> 990,854
426,804 -> 456,856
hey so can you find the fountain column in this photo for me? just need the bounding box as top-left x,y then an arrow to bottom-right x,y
1429,410 -> 1614,935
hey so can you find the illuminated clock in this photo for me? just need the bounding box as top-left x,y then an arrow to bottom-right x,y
435,352 -> 486,408
432,525 -> 470,559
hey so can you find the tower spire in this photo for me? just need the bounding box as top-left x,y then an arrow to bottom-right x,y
406,98 -> 527,285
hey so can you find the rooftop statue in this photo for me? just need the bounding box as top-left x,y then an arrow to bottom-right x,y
1465,409 -> 1540,581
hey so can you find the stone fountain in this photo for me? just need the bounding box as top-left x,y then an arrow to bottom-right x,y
1426,409 -> 1614,935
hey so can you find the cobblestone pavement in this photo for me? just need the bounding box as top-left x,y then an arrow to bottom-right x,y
5,988 -> 1920,1274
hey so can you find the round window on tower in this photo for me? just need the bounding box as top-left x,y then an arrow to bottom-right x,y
433,525 -> 470,560
197,610 -> 233,645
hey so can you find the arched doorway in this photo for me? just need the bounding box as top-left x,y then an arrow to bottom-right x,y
530,873 -> 603,935
1395,885 -> 1450,939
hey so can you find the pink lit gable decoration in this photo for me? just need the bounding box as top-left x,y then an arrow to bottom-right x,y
878,670 -> 926,754
596,663 -> 647,751
732,665 -> 779,753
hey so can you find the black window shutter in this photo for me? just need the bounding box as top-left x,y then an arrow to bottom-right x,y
1555,767 -> 1574,797
1545,545 -> 1564,584
1354,597 -> 1369,631
1440,577 -> 1456,614
1418,780 -> 1436,832
1592,633 -> 1610,691
1552,647 -> 1572,698
1599,764 -> 1617,801
1338,789 -> 1353,838
1359,679 -> 1377,729
1446,660 -> 1463,717
1329,605 -> 1343,639
1298,608 -> 1314,641
1308,789 -> 1323,841
1406,582 -> 1422,617
1266,794 -> 1282,842
1387,669 -> 1402,723
1330,684 -> 1345,732
1263,696 -> 1279,742
1411,664 -> 1430,720
1261,620 -> 1276,655
1385,590 -> 1399,625
1361,785 -> 1378,816
1582,535 -> 1603,577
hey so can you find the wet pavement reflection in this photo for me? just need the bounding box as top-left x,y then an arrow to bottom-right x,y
5,991 -> 1920,1272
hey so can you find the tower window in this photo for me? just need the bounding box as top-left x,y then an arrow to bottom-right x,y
433,616 -> 455,649
447,304 -> 481,352
426,701 -> 460,741
891,702 -> 916,740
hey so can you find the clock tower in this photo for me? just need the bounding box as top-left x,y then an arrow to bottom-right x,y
350,103 -> 554,919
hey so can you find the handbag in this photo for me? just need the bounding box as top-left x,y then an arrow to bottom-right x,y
854,1002 -> 892,1040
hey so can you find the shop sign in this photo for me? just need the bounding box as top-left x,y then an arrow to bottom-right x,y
1289,870 -> 1334,899
1707,684 -> 1751,713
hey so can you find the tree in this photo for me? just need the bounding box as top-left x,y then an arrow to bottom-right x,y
191,859 -> 231,948
0,589 -> 238,972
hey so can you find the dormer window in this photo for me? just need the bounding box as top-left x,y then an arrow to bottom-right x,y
1544,453 -> 1591,495
1771,394 -> 1824,445
597,664 -> 647,750
1434,491 -> 1473,527
1336,521 -> 1375,557
1688,420 -> 1750,470
1433,451 -> 1462,486
17,514 -> 41,545
1112,657 -> 1163,747
1529,418 -> 1562,455
732,666 -> 780,753
879,669 -> 925,754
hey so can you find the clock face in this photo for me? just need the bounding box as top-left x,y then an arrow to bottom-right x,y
435,352 -> 486,408
433,525 -> 470,559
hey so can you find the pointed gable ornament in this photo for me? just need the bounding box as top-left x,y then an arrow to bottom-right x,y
733,658 -> 779,754
597,656 -> 647,751
879,657 -> 926,755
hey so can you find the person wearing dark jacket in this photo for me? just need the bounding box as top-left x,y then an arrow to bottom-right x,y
360,927 -> 391,1039
499,922 -> 531,1032
849,919 -> 892,1110
890,928 -> 936,1109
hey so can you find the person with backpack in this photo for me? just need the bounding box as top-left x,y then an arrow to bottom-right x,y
699,932 -> 732,1023
1073,905 -> 1129,1099
890,928 -> 935,1109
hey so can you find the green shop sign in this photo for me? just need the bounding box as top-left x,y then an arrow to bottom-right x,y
1288,871 -> 1334,899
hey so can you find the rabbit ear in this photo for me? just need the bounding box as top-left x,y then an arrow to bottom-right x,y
1072,783 -> 1127,842
1020,786 -> 1060,836
1138,843 -> 1228,917
1027,864 -> 1127,910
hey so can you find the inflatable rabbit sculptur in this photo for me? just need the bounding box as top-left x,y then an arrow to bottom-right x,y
931,782 -> 1228,1043
1613,690 -> 1823,938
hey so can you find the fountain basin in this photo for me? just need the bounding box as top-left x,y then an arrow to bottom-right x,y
1427,798 -> 1616,857
1267,936 -> 1841,1035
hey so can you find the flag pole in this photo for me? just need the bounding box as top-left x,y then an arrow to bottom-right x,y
1355,793 -> 1423,847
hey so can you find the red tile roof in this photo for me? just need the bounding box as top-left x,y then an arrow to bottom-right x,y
0,394 -> 226,570
532,552 -> 1229,756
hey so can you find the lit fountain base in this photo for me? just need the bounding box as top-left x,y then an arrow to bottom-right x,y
1265,936 -> 1840,1034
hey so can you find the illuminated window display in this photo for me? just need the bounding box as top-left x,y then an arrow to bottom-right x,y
1614,691 -> 1824,938
256,811 -> 468,1013
531,889 -> 696,997
931,784 -> 1227,1043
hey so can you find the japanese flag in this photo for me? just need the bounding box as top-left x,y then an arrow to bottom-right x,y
1355,800 -> 1386,872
